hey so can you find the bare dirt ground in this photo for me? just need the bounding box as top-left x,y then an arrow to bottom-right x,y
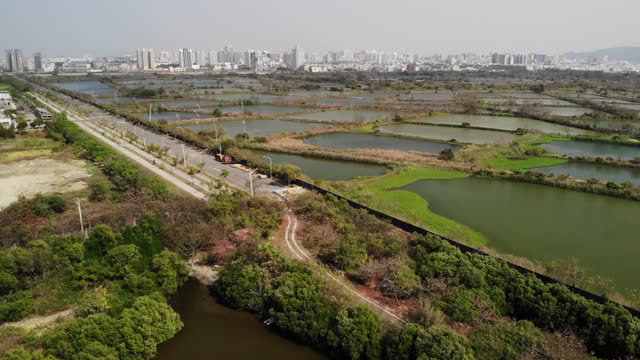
189,253 -> 219,286
3,308 -> 74,335
0,158 -> 89,208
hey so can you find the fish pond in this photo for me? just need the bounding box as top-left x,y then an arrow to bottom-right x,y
302,132 -> 462,154
400,177 -> 640,292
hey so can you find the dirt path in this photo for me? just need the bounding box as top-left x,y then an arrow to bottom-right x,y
283,210 -> 405,325
3,308 -> 74,333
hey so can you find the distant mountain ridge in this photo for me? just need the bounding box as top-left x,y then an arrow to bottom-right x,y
564,47 -> 640,62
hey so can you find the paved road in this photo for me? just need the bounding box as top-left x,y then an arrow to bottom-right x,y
18,75 -> 284,196
32,93 -> 213,199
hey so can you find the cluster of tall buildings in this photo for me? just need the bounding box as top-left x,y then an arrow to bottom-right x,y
6,46 -> 637,74
282,46 -> 305,69
135,48 -> 155,70
491,52 -> 549,66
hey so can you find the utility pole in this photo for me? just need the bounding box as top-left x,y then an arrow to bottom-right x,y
214,123 -> 222,155
263,156 -> 272,179
242,119 -> 248,140
248,171 -> 254,197
75,198 -> 85,238
182,143 -> 187,168
114,89 -> 118,113
193,110 -> 200,124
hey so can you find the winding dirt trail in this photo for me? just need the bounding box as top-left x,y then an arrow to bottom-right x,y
283,210 -> 405,325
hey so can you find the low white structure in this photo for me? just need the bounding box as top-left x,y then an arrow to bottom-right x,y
35,107 -> 52,120
0,91 -> 16,110
0,114 -> 14,129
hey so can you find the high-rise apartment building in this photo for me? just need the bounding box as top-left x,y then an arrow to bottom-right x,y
207,50 -> 217,65
179,48 -> 193,69
217,45 -> 241,64
34,52 -> 43,73
291,45 -> 305,69
5,49 -> 25,73
136,48 -> 156,70
194,49 -> 205,66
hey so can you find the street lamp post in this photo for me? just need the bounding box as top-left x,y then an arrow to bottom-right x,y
248,171 -> 254,197
75,198 -> 85,238
181,143 -> 187,168
214,123 -> 222,155
262,156 -> 272,179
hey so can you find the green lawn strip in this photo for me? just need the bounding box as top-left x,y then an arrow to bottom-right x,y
333,166 -> 488,246
0,83 -> 11,91
351,124 -> 375,133
483,156 -> 567,170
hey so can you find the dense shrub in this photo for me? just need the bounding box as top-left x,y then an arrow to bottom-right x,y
435,288 -> 495,324
470,320 -> 543,360
384,323 -> 473,360
409,233 -> 640,358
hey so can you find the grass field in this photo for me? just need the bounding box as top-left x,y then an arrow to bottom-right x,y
483,156 -> 567,170
351,123 -> 376,133
330,166 -> 489,246
0,137 -> 59,164
0,83 -> 11,91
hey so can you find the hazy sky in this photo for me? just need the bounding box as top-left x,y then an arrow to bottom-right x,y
3,0 -> 639,56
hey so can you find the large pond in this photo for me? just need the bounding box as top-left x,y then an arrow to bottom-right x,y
378,123 -> 518,145
287,110 -> 399,123
209,94 -> 300,103
400,177 -> 640,292
214,105 -> 312,115
146,111 -> 201,121
302,132 -> 462,154
53,81 -> 115,95
484,98 -> 576,106
398,92 -> 454,101
529,162 -> 640,186
155,279 -> 324,360
312,98 -> 376,107
250,150 -> 388,181
539,107 -> 594,117
154,100 -> 218,109
615,104 -> 640,113
541,141 -> 640,160
94,96 -> 135,104
184,119 -> 326,138
573,118 -> 640,132
416,114 -> 587,135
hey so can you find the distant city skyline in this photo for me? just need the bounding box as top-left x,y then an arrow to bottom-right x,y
2,0 -> 639,57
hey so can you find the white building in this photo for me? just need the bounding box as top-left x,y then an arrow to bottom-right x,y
292,45 -> 305,69
193,49 -> 205,67
0,91 -> 16,110
136,48 -> 156,70
178,48 -> 193,70
61,61 -> 91,73
0,113 -> 14,129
